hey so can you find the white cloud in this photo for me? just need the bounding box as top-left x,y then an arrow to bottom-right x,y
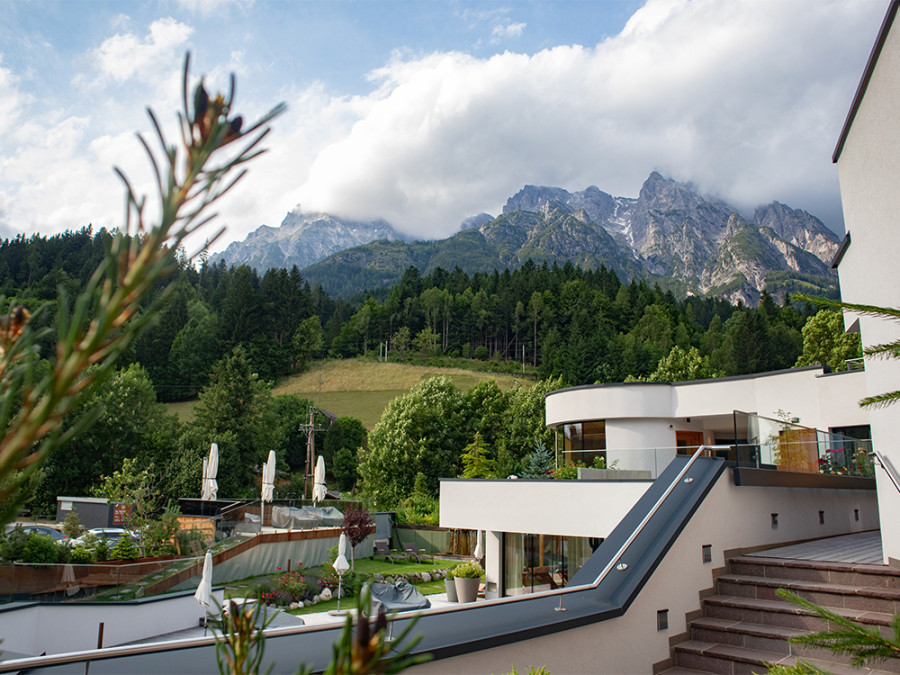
492,22 -> 526,41
91,17 -> 193,84
296,0 -> 883,239
0,0 -> 887,256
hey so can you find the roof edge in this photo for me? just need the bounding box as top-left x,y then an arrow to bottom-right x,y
831,232 -> 851,269
833,0 -> 900,163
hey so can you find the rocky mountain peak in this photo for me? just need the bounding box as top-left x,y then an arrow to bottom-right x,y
503,185 -> 573,214
753,201 -> 839,264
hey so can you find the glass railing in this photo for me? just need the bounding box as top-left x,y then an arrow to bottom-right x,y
732,411 -> 874,477
566,446 -> 726,480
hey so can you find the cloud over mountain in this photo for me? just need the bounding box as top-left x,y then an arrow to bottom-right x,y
296,0 -> 880,240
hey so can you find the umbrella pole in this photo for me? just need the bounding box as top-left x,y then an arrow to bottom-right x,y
337,575 -> 342,611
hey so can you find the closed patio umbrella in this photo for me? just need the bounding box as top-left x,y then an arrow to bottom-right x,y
61,563 -> 79,597
333,532 -> 350,609
194,550 -> 214,635
473,529 -> 483,561
262,450 -> 276,528
201,443 -> 218,501
312,455 -> 327,505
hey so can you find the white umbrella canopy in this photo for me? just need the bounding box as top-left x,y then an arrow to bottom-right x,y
194,550 -> 213,609
473,529 -> 483,560
312,455 -> 327,504
201,443 -> 219,501
333,533 -> 350,575
261,450 -> 276,503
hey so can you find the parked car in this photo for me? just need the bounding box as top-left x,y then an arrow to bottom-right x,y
74,528 -> 137,548
4,523 -> 66,540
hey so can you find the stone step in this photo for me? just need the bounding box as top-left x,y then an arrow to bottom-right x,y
688,617 -> 900,672
716,573 -> 900,614
674,640 -> 899,675
702,594 -> 896,633
729,556 -> 900,591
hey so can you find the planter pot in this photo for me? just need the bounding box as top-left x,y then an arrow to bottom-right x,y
444,578 -> 458,602
454,577 -> 479,604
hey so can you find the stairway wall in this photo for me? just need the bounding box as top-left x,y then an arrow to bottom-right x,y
414,469 -> 877,675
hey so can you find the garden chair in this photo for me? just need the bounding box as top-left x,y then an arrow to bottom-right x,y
403,542 -> 433,564
374,540 -> 404,564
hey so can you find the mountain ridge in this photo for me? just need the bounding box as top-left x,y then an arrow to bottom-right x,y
214,172 -> 840,304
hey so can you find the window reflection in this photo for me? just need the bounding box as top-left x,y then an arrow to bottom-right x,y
503,533 -> 595,596
561,420 -> 607,466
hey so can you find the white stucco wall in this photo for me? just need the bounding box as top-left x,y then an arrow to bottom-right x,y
605,418 -> 675,474
439,479 -> 650,538
835,5 -> 900,565
546,367 -> 867,442
418,473 -> 878,674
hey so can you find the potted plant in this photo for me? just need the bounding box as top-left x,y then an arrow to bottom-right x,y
444,565 -> 459,602
453,561 -> 483,603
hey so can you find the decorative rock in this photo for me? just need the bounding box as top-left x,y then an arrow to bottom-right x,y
373,573 -> 385,581
320,587 -> 333,601
421,572 -> 431,582
312,595 -> 320,604
289,602 -> 301,610
304,599 -> 312,607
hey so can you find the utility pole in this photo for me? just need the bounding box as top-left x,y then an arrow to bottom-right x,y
299,406 -> 327,500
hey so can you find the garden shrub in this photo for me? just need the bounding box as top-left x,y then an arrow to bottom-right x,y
268,564 -> 319,605
61,512 -> 82,539
110,535 -> 139,560
22,533 -> 59,564
94,537 -> 110,562
70,546 -> 93,564
0,525 -> 28,562
56,542 -> 71,564
553,462 -> 585,479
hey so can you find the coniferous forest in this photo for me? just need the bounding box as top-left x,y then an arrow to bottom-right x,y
1,227 -> 817,398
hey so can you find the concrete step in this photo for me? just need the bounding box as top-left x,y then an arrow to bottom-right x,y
688,616 -> 900,672
702,594 -> 895,632
729,556 -> 900,591
674,640 -> 899,675
716,572 -> 900,614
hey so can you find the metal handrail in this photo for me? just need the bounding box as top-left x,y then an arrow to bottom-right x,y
0,445 -> 723,672
872,450 -> 900,495
585,444 -> 726,589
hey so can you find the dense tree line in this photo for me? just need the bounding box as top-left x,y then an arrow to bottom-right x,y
0,229 -> 823,401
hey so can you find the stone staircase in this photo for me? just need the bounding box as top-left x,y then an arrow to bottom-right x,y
668,555 -> 900,674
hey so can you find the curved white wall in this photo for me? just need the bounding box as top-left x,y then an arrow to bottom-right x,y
545,367 -> 868,435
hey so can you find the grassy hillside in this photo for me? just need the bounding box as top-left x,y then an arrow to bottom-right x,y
167,358 -> 528,429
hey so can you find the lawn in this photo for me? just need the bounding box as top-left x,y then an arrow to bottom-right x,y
168,358 -> 526,429
225,556 -> 456,617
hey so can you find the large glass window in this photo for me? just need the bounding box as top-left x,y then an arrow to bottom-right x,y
502,532 -> 596,596
561,420 -> 606,466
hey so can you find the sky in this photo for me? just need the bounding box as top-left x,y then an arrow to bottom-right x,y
0,0 -> 890,255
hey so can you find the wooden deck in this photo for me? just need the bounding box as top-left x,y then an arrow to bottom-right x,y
747,530 -> 884,565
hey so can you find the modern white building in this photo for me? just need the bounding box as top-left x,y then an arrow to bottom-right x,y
832,0 -> 900,566
441,365 -> 873,599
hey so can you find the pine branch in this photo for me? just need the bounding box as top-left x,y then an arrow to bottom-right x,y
777,589 -> 900,666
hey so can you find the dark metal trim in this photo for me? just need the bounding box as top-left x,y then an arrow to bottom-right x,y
733,467 -> 876,490
831,232 -> 851,269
